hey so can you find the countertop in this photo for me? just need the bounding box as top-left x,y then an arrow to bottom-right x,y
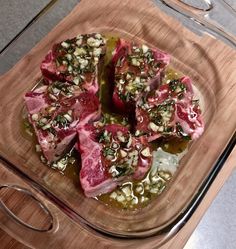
0,0 -> 236,248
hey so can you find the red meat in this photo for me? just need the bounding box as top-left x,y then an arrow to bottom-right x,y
25,88 -> 100,163
112,38 -> 170,112
77,124 -> 152,197
41,33 -> 106,94
135,76 -> 204,141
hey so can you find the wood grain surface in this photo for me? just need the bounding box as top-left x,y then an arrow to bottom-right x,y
0,146 -> 235,249
0,0 -> 235,248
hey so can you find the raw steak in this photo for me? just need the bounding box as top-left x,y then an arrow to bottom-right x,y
24,81 -> 83,115
77,124 -> 152,197
112,38 -> 170,112
25,88 -> 100,163
41,33 -> 106,93
135,76 -> 204,141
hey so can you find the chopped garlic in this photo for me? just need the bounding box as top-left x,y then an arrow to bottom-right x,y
120,149 -> 127,158
112,142 -> 119,149
78,58 -> 88,69
126,73 -> 132,80
49,93 -> 58,101
52,87 -> 60,94
74,47 -> 86,56
35,144 -> 41,152
150,175 -> 160,184
144,185 -> 150,190
42,123 -> 51,130
142,44 -> 149,54
126,136 -> 132,148
131,58 -> 140,67
145,86 -> 150,92
76,39 -> 82,46
87,37 -> 102,47
32,113 -> 39,121
141,147 -> 152,157
76,34 -> 83,40
40,118 -> 48,124
109,166 -> 119,177
149,122 -> 159,132
131,197 -> 138,205
150,188 -> 159,194
68,65 -> 73,72
119,79 -> 125,84
64,114 -> 72,122
121,186 -> 131,197
135,130 -> 140,136
65,54 -> 72,61
61,41 -> 70,48
110,192 -> 118,199
40,155 -> 46,163
134,76 -> 141,84
135,185 -> 144,194
73,77 -> 80,85
93,47 -> 102,57
117,135 -> 125,143
57,161 -> 66,171
140,196 -> 148,203
95,33 -> 102,39
48,106 -> 57,113
116,194 -> 125,202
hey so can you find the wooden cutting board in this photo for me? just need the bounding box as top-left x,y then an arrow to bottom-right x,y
0,0 -> 236,248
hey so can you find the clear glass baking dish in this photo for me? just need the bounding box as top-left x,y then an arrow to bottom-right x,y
0,0 -> 235,248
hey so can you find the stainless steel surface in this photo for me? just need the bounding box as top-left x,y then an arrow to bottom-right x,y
0,0 -> 50,51
184,170 -> 236,249
0,0 -> 235,248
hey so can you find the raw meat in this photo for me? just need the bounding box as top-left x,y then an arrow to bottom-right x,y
25,88 -> 100,162
112,38 -> 170,112
24,81 -> 83,115
41,33 -> 106,93
135,76 -> 204,141
77,124 -> 152,197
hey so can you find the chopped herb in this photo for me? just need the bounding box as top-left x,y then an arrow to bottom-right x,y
103,147 -> 115,157
113,164 -> 134,178
98,130 -> 111,143
169,79 -> 180,91
54,114 -> 70,128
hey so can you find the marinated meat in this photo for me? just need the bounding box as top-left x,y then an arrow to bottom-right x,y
112,38 -> 170,112
25,89 -> 100,162
41,33 -> 106,93
24,33 -> 205,200
77,124 -> 152,197
24,81 -> 84,116
135,76 -> 204,141
24,85 -> 49,115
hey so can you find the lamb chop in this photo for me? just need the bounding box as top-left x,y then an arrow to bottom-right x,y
135,76 -> 204,141
25,88 -> 100,163
112,38 -> 170,112
41,33 -> 106,94
77,124 -> 153,197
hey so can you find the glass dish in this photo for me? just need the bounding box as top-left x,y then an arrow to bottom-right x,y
0,0 -> 235,247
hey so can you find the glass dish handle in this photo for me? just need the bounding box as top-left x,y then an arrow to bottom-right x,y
0,163 -> 62,248
161,0 -> 236,48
